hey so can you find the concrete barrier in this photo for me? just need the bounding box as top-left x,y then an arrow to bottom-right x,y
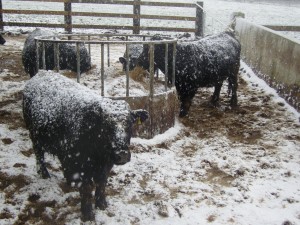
234,18 -> 300,111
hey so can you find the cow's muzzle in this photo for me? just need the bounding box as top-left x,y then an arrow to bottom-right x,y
113,149 -> 131,165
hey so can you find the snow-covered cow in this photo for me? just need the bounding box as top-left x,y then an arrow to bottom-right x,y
130,32 -> 241,117
22,28 -> 91,77
0,34 -> 5,45
119,44 -> 144,71
22,71 -> 148,221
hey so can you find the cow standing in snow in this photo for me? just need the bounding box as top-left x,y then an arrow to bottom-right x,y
22,28 -> 91,77
127,32 -> 241,117
22,71 -> 148,221
0,34 -> 6,45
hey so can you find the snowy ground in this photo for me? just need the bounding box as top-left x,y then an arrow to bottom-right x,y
1,1 -> 300,225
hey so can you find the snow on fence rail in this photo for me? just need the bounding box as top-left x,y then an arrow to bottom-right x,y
0,0 -> 204,36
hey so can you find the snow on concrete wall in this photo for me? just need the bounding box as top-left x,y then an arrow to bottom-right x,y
235,18 -> 300,112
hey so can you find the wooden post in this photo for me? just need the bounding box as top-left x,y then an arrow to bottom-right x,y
195,2 -> 204,37
133,0 -> 141,34
64,0 -> 72,34
0,0 -> 3,31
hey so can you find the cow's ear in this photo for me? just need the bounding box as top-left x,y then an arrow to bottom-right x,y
119,57 -> 127,65
131,109 -> 149,124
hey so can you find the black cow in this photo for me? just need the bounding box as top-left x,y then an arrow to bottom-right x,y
132,32 -> 241,117
0,34 -> 6,45
22,28 -> 91,77
119,44 -> 143,71
22,71 -> 148,221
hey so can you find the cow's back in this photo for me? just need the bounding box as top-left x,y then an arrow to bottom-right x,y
175,32 -> 240,86
200,32 -> 241,70
23,71 -> 130,158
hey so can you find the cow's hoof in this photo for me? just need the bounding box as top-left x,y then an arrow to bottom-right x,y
95,199 -> 108,210
230,101 -> 238,108
179,111 -> 187,117
81,212 -> 95,222
179,108 -> 189,117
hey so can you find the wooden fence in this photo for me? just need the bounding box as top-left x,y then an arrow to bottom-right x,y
0,0 -> 204,36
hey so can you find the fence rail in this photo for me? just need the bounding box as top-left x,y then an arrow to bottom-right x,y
0,0 -> 204,36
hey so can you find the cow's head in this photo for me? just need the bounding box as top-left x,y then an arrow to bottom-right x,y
112,109 -> 149,165
119,56 -> 138,71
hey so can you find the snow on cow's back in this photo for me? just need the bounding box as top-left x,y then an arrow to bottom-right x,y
200,32 -> 241,58
23,71 -> 131,131
178,31 -> 240,60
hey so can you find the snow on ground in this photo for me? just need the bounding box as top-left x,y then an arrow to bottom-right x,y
0,0 -> 300,225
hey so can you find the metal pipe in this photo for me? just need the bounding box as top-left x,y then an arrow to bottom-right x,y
76,42 -> 80,83
88,35 -> 91,65
164,43 -> 168,91
107,36 -> 110,67
42,42 -> 46,70
125,43 -> 129,97
172,42 -> 176,87
54,42 -> 60,72
101,44 -> 105,96
35,40 -> 39,73
149,43 -> 154,99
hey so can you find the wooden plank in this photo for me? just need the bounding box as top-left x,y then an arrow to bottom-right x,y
0,0 -> 3,30
0,21 -> 195,33
140,26 -> 196,33
64,0 -> 71,33
71,24 -> 133,30
15,0 -> 195,7
140,14 -> 195,21
138,1 -> 195,7
0,9 -> 196,21
0,9 -> 195,21
1,9 -> 68,15
195,1 -> 203,36
64,0 -> 195,7
8,0 -> 135,5
71,11 -> 134,18
0,21 -> 65,28
133,0 -> 140,34
0,21 -> 133,30
14,0 -> 66,2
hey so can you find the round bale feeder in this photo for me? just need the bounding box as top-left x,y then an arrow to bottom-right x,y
34,34 -> 178,139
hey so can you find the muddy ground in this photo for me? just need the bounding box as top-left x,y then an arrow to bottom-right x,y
0,34 -> 300,225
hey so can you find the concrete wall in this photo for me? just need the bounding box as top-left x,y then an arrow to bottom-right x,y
234,18 -> 300,111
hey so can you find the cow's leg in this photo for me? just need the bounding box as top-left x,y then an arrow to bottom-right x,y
79,181 -> 95,221
34,145 -> 50,179
94,164 -> 113,210
229,64 -> 239,107
211,82 -> 222,106
230,80 -> 238,107
179,90 -> 197,117
95,181 -> 108,210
